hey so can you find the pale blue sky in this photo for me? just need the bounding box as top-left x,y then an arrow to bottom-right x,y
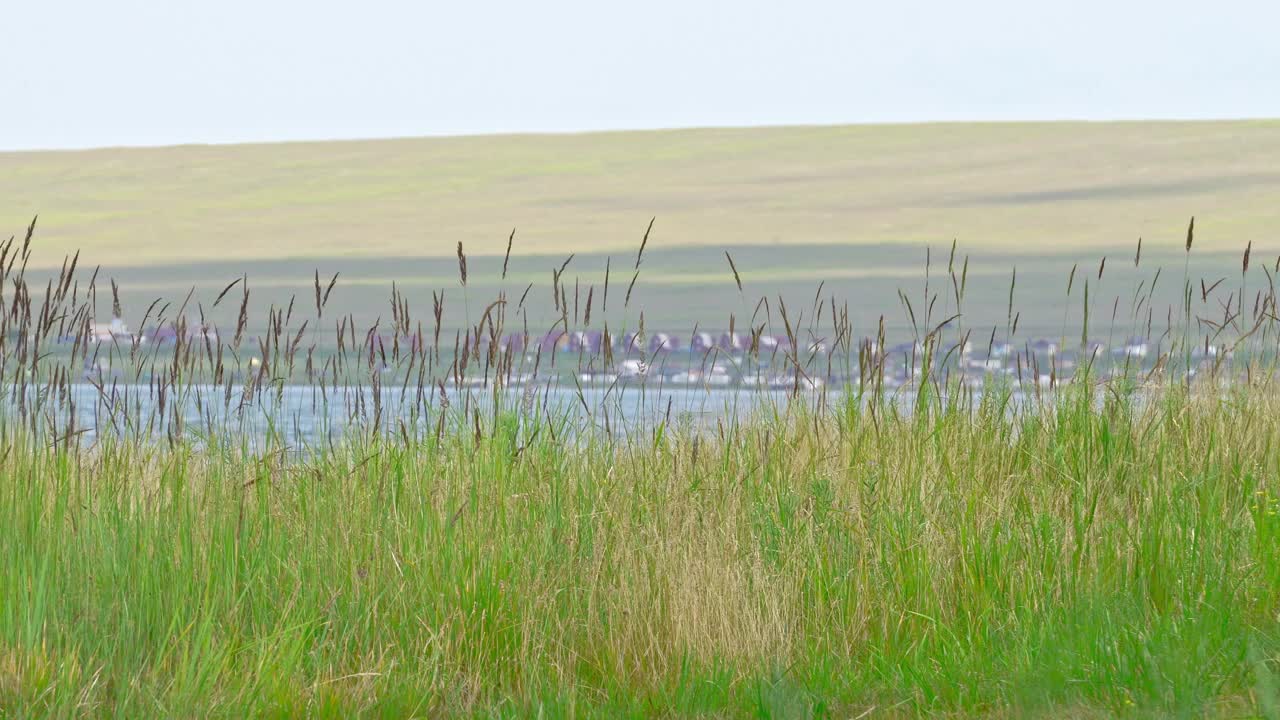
4,0 -> 1277,150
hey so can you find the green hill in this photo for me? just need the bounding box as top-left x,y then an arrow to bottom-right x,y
2,121 -> 1276,331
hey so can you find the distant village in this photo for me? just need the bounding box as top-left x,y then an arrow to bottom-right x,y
82,317 -> 217,345
64,316 -> 1232,390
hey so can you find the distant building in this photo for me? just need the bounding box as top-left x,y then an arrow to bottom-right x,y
143,321 -> 218,345
617,358 -> 649,378
499,332 -> 528,353
1029,339 -> 1059,356
756,335 -> 787,354
566,330 -> 590,352
567,330 -> 608,354
621,332 -> 644,355
538,331 -> 569,353
718,332 -> 747,352
1119,336 -> 1149,358
804,337 -> 830,354
690,331 -> 715,353
649,332 -> 679,354
87,317 -> 132,343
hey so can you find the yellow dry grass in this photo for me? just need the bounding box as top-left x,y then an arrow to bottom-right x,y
2,121 -> 1278,269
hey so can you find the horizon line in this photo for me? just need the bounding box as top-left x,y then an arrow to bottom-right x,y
5,115 -> 1278,155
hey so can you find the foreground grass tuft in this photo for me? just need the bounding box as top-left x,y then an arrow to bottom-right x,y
5,385 -> 1280,717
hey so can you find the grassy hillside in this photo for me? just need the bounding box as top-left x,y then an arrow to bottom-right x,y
2,121 -> 1278,331
4,121 -> 1280,263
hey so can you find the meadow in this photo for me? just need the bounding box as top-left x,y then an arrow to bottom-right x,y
4,204 -> 1280,717
8,384 -> 1280,718
4,121 -> 1280,716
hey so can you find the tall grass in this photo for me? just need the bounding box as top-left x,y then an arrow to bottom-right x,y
3,217 -> 1280,716
7,385 -> 1280,716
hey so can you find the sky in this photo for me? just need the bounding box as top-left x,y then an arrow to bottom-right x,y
4,0 -> 1278,151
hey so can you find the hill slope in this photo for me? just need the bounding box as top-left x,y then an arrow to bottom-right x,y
2,121 -> 1276,330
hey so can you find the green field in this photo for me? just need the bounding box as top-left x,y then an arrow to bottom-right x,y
8,123 -> 1280,717
3,121 -> 1279,332
10,382 -> 1280,716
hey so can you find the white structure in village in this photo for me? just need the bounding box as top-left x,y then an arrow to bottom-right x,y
87,317 -> 132,343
